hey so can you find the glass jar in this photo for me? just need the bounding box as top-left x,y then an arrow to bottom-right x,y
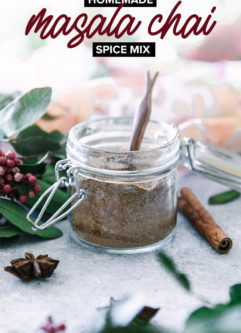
27,117 -> 241,254
68,117 -> 180,253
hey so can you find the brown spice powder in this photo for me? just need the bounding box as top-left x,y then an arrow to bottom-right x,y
71,173 -> 177,248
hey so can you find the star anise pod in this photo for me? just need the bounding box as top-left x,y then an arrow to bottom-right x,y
4,252 -> 59,281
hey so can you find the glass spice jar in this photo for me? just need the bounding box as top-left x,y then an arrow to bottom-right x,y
68,118 -> 180,252
27,117 -> 241,254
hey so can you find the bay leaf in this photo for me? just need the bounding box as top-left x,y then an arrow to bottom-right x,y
209,190 -> 240,205
27,179 -> 70,215
1,87 -> 52,137
0,198 -> 62,239
0,92 -> 20,110
185,284 -> 241,333
11,124 -> 63,156
158,252 -> 190,291
0,223 -> 21,238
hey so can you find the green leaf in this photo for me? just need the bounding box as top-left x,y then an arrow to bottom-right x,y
41,112 -> 59,120
0,92 -> 20,110
27,179 -> 70,215
11,124 -> 64,156
49,136 -> 67,161
229,284 -> 241,305
0,92 -> 21,139
50,146 -> 67,161
184,306 -> 241,333
0,128 -> 6,139
185,284 -> 241,333
186,305 -> 228,324
41,165 -> 65,185
41,165 -> 57,184
0,222 -> 21,238
158,252 -> 191,291
209,190 -> 240,205
19,153 -> 48,175
20,162 -> 46,175
1,87 -> 52,137
0,198 -> 62,239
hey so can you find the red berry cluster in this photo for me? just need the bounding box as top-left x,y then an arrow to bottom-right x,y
41,317 -> 66,333
0,150 -> 42,204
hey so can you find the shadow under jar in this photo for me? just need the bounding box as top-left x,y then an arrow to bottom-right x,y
67,117 -> 180,253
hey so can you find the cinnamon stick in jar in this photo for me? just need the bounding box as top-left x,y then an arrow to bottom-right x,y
178,187 -> 232,254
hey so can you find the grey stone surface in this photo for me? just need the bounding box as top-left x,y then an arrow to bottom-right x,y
0,173 -> 241,333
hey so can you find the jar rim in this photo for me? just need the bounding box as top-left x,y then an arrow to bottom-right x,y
68,116 -> 179,155
66,117 -> 180,177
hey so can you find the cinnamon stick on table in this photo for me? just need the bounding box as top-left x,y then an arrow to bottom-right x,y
178,187 -> 232,254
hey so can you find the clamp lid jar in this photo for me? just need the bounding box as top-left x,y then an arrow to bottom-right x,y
27,117 -> 241,254
68,117 -> 180,253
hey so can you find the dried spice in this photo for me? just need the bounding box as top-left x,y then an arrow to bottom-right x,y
99,297 -> 160,333
134,306 -> 160,325
104,298 -> 160,322
72,175 -> 177,248
178,187 -> 233,254
4,252 -> 59,281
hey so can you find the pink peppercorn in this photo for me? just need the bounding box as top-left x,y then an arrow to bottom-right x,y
58,324 -> 66,331
6,159 -> 15,168
3,185 -> 11,194
0,167 -> 5,176
0,156 -> 6,165
19,195 -> 27,204
29,191 -> 35,198
15,158 -> 22,166
6,152 -> 16,160
28,175 -> 37,186
14,173 -> 23,182
12,167 -> 20,173
34,184 -> 42,194
5,174 -> 13,182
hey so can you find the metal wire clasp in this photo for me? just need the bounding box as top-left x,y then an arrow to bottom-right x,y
181,137 -> 241,191
27,159 -> 87,231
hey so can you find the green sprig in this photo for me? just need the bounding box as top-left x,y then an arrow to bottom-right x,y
209,190 -> 240,205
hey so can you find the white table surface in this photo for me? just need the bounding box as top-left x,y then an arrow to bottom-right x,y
0,173 -> 240,333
